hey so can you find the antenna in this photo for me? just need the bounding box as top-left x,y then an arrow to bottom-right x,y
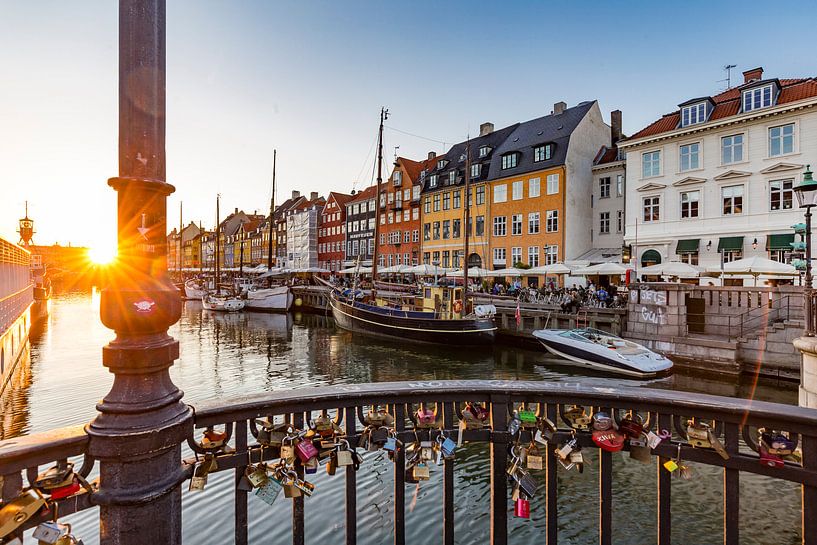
720,64 -> 738,90
393,145 -> 400,161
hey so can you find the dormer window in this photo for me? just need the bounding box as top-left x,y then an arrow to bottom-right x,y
437,159 -> 448,170
743,84 -> 774,112
681,102 -> 707,127
533,144 -> 552,162
448,171 -> 456,184
479,146 -> 490,157
459,153 -> 466,162
501,153 -> 519,170
429,174 -> 438,188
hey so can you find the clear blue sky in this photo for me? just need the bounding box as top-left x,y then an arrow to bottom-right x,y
1,0 -> 815,252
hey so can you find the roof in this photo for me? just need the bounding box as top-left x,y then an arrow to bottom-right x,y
630,77 -> 817,140
397,156 -> 436,184
487,101 -> 596,180
593,145 -> 623,166
273,196 -> 306,222
326,191 -> 354,209
348,184 -> 377,204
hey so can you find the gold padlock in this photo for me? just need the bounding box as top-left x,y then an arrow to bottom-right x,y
0,490 -> 46,538
686,422 -> 711,448
412,463 -> 430,480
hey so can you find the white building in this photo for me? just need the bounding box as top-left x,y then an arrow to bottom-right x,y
587,109 -> 626,263
286,193 -> 324,270
620,67 -> 817,275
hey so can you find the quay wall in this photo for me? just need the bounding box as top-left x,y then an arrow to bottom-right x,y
0,237 -> 32,397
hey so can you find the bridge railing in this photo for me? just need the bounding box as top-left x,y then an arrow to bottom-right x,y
2,380 -> 816,545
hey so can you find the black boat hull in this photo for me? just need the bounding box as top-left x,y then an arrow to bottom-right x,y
330,293 -> 496,345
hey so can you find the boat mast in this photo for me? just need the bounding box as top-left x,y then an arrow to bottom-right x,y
370,107 -> 388,295
178,201 -> 183,275
267,149 -> 276,271
463,137 -> 471,314
198,221 -> 203,276
215,194 -> 221,295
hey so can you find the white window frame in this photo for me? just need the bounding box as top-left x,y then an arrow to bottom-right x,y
679,142 -> 700,172
546,174 -> 559,195
769,179 -> 794,212
642,150 -> 661,178
599,212 -> 610,234
616,174 -> 624,197
533,144 -> 552,162
769,123 -> 795,157
529,177 -> 540,198
528,246 -> 540,267
681,102 -> 707,127
742,84 -> 774,113
643,196 -> 660,223
493,216 -> 507,237
721,185 -> 744,216
512,180 -> 523,200
546,210 -> 558,233
544,245 -> 558,265
680,190 -> 700,219
479,146 -> 489,158
721,134 -> 744,165
511,247 -> 522,266
616,210 -> 623,233
493,184 -> 508,203
511,214 -> 523,236
528,212 -> 540,235
599,177 -> 611,198
501,153 -> 518,170
470,164 -> 481,178
493,247 -> 506,265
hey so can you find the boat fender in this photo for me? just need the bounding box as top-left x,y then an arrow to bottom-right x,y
295,298 -> 303,307
474,304 -> 496,318
452,300 -> 463,313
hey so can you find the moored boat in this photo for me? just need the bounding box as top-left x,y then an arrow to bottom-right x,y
184,278 -> 207,300
202,292 -> 245,312
244,285 -> 293,312
532,328 -> 673,378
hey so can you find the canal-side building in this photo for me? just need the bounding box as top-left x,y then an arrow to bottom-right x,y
378,157 -> 429,267
0,237 -> 32,397
486,101 -> 610,271
318,191 -> 353,272
275,191 -> 306,268
168,222 -> 201,270
286,192 -> 325,269
587,109 -> 626,264
620,67 -> 817,270
248,218 -> 269,266
420,122 -> 519,269
345,185 -> 377,267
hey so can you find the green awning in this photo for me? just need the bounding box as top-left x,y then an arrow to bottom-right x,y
767,233 -> 794,250
717,236 -> 744,252
676,239 -> 699,253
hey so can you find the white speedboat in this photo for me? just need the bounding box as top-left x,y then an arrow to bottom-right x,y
532,328 -> 673,378
244,285 -> 293,312
202,292 -> 245,312
184,279 -> 208,300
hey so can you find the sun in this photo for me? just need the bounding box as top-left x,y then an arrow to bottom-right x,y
88,245 -> 117,265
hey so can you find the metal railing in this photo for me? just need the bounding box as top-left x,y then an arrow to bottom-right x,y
685,294 -> 796,341
2,380 -> 816,545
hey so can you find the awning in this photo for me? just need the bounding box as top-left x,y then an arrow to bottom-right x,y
717,236 -> 744,252
675,239 -> 699,253
767,233 -> 794,250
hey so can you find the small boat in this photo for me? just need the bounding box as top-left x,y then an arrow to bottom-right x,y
532,328 -> 673,378
184,278 -> 208,300
202,292 -> 245,312
244,285 -> 293,312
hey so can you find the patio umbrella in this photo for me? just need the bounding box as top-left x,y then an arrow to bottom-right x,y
718,256 -> 798,276
408,264 -> 452,276
338,266 -> 372,275
378,264 -> 414,274
526,263 -> 572,275
446,267 -> 492,278
489,267 -> 528,277
639,261 -> 704,278
573,262 -> 632,276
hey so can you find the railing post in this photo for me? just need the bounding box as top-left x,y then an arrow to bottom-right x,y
86,2 -> 192,544
489,394 -> 509,545
803,435 -> 817,545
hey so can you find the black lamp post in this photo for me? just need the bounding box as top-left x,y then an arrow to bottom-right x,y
793,165 -> 817,336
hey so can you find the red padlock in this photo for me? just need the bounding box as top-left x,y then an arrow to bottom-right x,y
295,440 -> 319,463
759,446 -> 784,468
416,408 -> 436,426
514,497 -> 530,519
592,430 -> 626,452
49,477 -> 81,500
617,416 -> 644,439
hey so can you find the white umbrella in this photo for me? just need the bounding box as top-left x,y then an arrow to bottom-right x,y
639,261 -> 704,278
408,264 -> 452,276
338,266 -> 372,275
574,262 -> 632,276
489,267 -> 528,277
446,267 -> 492,278
378,264 -> 414,274
526,263 -> 572,275
717,256 -> 797,276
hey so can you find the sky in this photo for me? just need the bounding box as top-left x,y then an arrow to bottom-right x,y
1,0 -> 816,255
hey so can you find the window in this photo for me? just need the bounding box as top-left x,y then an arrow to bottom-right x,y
442,220 -> 450,239
546,210 -> 558,232
476,216 -> 485,236
437,159 -> 448,170
679,143 -> 700,171
493,248 -> 506,265
387,213 -> 393,224
453,219 -> 461,238
424,197 -> 430,214
680,190 -> 699,219
511,214 -> 522,235
616,175 -> 623,197
770,179 -> 794,211
470,164 -> 481,178
599,177 -> 611,198
769,124 -> 794,157
432,221 -> 440,240
429,174 -> 438,188
352,240 -> 359,255
369,218 -> 375,230
448,171 -> 456,184
528,247 -> 540,267
511,247 -> 522,266
643,196 -> 660,222
680,252 -> 699,265
413,186 -> 420,200
743,84 -> 773,112
528,212 -> 540,234
493,216 -> 507,237
479,146 -> 489,157
412,208 -> 419,220
453,190 -> 461,209
413,229 -> 419,243
502,153 -> 518,170
599,212 -> 610,234
379,233 -> 386,245
529,177 -> 540,198
403,210 -> 409,222
388,192 -> 394,204
443,192 -> 451,210
534,144 -> 552,162
616,210 -> 623,233
404,230 -> 410,243
442,251 -> 450,268
641,151 -> 666,181
404,189 -> 410,200
393,170 -> 402,185
379,213 -> 385,225
423,252 -> 430,264
770,249 -> 792,264
546,174 -> 559,195
493,184 -> 507,203
433,194 -> 441,211
681,102 -> 707,127
476,186 -> 485,205
545,245 -> 558,265
423,224 -> 430,241
512,181 -> 523,200
721,134 -> 744,164
723,249 -> 742,264
722,185 -> 744,215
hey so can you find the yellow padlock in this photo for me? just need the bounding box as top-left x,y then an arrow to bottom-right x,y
0,490 -> 46,539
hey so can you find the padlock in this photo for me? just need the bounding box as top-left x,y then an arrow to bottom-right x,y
383,435 -> 398,452
416,408 -> 436,427
283,481 -> 302,498
32,521 -> 64,544
312,414 -> 335,438
526,444 -> 544,470
280,437 -> 296,463
592,430 -> 625,452
370,427 -> 389,445
569,448 -> 584,467
515,470 -> 538,498
686,421 -> 712,448
291,476 -> 315,497
555,438 -> 577,461
438,435 -> 456,459
629,441 -> 652,463
514,497 -> 530,519
507,414 -> 522,437
618,414 -> 644,438
412,462 -> 430,480
518,409 -> 538,427
562,406 -> 590,430
420,440 -> 434,461
189,463 -> 209,492
663,459 -> 679,473
326,452 -> 338,475
759,446 -> 785,468
56,533 -> 84,545
592,412 -> 613,431
246,465 -> 268,487
0,490 -> 47,538
336,446 -> 354,467
48,477 -> 81,500
304,457 -> 319,474
295,439 -> 319,463
646,430 -> 664,449
761,432 -> 796,456
201,428 -> 227,449
34,463 -> 75,491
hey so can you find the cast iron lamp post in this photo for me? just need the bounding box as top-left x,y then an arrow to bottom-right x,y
794,165 -> 817,336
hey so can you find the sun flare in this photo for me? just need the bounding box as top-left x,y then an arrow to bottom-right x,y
88,245 -> 117,265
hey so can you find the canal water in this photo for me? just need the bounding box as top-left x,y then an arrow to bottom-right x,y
4,292 -> 802,544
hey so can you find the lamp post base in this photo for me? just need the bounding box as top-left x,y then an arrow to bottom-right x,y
795,336 -> 817,408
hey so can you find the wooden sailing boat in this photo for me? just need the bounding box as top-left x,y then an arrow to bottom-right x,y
203,194 -> 245,311
329,109 -> 496,344
244,149 -> 294,312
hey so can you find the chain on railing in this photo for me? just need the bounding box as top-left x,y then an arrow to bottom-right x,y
2,380 -> 817,545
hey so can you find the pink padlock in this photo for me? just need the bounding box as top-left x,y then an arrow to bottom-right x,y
295,440 -> 319,463
514,497 -> 530,518
416,408 -> 436,425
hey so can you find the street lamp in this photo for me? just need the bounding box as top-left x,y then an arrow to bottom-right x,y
793,165 -> 817,336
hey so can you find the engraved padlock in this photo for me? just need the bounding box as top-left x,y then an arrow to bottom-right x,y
618,413 -> 644,438
591,411 -> 613,431
0,490 -> 47,537
686,421 -> 712,448
416,407 -> 436,427
517,408 -> 538,428
32,521 -> 64,544
514,497 -> 530,519
255,476 -> 283,505
563,405 -> 590,430
295,438 -> 319,463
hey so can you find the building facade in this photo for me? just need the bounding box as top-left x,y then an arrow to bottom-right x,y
378,157 -> 427,267
286,192 -> 325,269
344,186 -> 376,267
620,67 -> 817,272
588,109 -> 626,263
318,192 -> 353,271
275,191 -> 306,267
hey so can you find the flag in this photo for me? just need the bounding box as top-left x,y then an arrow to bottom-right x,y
515,301 -> 521,326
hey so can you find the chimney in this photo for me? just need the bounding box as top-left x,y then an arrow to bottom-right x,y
291,190 -> 301,200
479,122 -> 494,136
428,151 -> 436,160
553,101 -> 567,115
610,110 -> 622,144
234,207 -> 238,215
310,191 -> 318,201
743,67 -> 764,84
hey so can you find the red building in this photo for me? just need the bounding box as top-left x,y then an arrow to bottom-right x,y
377,156 -> 433,267
318,191 -> 353,272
